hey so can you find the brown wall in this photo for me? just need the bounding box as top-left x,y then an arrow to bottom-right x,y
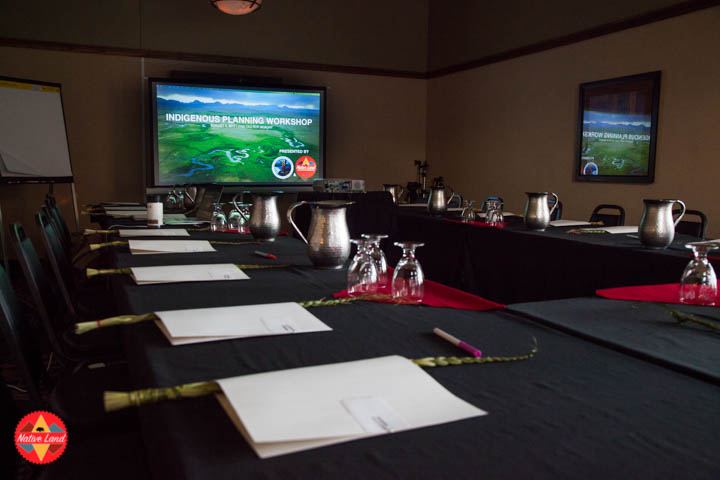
426,7 -> 720,236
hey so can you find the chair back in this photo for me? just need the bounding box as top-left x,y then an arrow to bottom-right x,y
481,196 -> 504,213
549,199 -> 563,221
45,194 -> 72,252
673,209 -> 707,239
0,264 -> 47,407
10,223 -> 69,358
37,207 -> 76,315
589,204 -> 626,227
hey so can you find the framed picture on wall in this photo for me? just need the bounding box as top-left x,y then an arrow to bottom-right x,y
575,71 -> 661,183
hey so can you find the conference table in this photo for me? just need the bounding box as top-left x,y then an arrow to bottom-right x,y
89,225 -> 720,479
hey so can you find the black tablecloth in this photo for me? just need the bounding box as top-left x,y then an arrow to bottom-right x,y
98,232 -> 720,479
508,297 -> 720,385
393,210 -> 714,304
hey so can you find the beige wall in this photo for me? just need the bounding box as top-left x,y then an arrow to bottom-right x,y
426,7 -> 720,236
0,46 -> 426,249
1,0 -> 429,72
427,0 -> 681,70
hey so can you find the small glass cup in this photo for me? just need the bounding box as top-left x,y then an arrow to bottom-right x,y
361,234 -> 389,288
485,199 -> 504,225
210,203 -> 227,232
461,200 -> 476,223
679,241 -> 718,305
347,239 -> 379,296
392,241 -> 425,303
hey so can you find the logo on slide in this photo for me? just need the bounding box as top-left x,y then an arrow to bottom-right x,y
15,411 -> 68,464
295,156 -> 317,179
583,161 -> 599,175
271,156 -> 294,179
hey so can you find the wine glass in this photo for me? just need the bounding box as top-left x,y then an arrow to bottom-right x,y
228,203 -> 251,232
485,199 -> 504,225
391,241 -> 425,303
173,187 -> 185,211
679,241 -> 718,305
210,203 -> 227,232
461,200 -> 476,223
164,187 -> 179,210
347,239 -> 379,296
361,233 -> 389,287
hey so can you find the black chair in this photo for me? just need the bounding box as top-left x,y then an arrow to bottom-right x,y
481,196 -> 504,213
11,223 -> 122,362
549,199 -> 563,221
589,204 -> 626,227
45,194 -> 74,253
674,209 -> 708,239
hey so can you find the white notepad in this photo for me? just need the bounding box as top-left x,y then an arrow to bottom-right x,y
104,205 -> 147,211
153,302 -> 331,345
550,219 -> 592,227
216,355 -> 487,458
127,212 -> 188,221
579,225 -> 638,234
106,210 -> 145,217
119,229 -> 190,238
128,240 -> 216,255
129,263 -> 249,285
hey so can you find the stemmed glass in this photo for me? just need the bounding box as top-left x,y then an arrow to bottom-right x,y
485,199 -> 504,225
461,200 -> 476,223
210,203 -> 227,232
361,234 -> 389,287
228,203 -> 251,233
347,239 -> 379,296
392,241 -> 425,303
164,186 -> 179,210
679,241 -> 718,305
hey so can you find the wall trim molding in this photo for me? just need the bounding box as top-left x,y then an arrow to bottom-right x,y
1,0 -> 717,80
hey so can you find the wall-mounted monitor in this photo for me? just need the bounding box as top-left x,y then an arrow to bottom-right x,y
149,79 -> 325,187
575,71 -> 661,183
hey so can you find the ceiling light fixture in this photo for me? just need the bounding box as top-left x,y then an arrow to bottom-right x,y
210,0 -> 263,15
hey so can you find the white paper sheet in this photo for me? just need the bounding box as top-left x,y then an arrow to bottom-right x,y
580,225 -> 638,234
104,205 -> 147,211
153,302 -> 331,345
550,219 -> 592,227
476,211 -> 515,218
130,263 -> 249,285
119,229 -> 190,238
128,240 -> 216,255
106,210 -> 144,217
216,355 -> 486,458
127,212 -> 188,221
163,217 -> 210,225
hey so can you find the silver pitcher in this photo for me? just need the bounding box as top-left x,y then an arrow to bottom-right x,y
287,200 -> 354,269
427,186 -> 461,215
524,192 -> 559,231
236,192 -> 281,241
383,184 -> 404,204
183,185 -> 197,210
639,199 -> 686,249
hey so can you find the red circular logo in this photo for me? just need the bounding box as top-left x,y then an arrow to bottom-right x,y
15,411 -> 68,464
295,156 -> 318,179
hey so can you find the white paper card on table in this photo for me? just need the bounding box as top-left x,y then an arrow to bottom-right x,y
153,302 -> 331,345
341,396 -> 409,433
107,210 -> 145,217
215,355 -> 487,458
104,205 -> 147,211
128,240 -> 216,255
582,225 -> 638,234
130,263 -> 248,285
550,219 -> 592,227
119,229 -> 190,238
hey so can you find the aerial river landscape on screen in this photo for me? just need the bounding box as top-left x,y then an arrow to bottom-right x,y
154,83 -> 322,185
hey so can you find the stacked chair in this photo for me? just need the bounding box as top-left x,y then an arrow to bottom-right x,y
549,199 -> 563,221
589,204 -> 626,226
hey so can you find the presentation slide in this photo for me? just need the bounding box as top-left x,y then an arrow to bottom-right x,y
0,78 -> 73,180
579,110 -> 651,177
154,84 -> 322,185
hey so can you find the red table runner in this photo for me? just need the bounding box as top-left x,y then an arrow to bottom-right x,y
596,283 -> 719,306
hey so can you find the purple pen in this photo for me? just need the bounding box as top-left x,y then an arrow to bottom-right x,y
433,328 -> 482,357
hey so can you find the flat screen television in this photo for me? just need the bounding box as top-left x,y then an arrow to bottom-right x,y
149,79 -> 325,187
575,71 -> 661,183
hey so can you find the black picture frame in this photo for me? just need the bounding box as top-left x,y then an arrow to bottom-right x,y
575,71 -> 661,183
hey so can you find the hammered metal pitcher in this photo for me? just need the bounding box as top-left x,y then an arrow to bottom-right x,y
287,200 -> 354,269
383,184 -> 404,204
236,192 -> 281,241
524,192 -> 559,231
427,186 -> 461,215
639,199 -> 686,249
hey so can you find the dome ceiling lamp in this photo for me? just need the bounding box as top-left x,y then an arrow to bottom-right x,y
210,0 -> 263,15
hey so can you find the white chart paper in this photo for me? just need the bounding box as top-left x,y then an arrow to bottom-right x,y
128,240 -> 216,255
550,220 -> 592,227
119,229 -> 190,238
154,302 -> 331,345
130,263 -> 248,285
216,355 -> 486,458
